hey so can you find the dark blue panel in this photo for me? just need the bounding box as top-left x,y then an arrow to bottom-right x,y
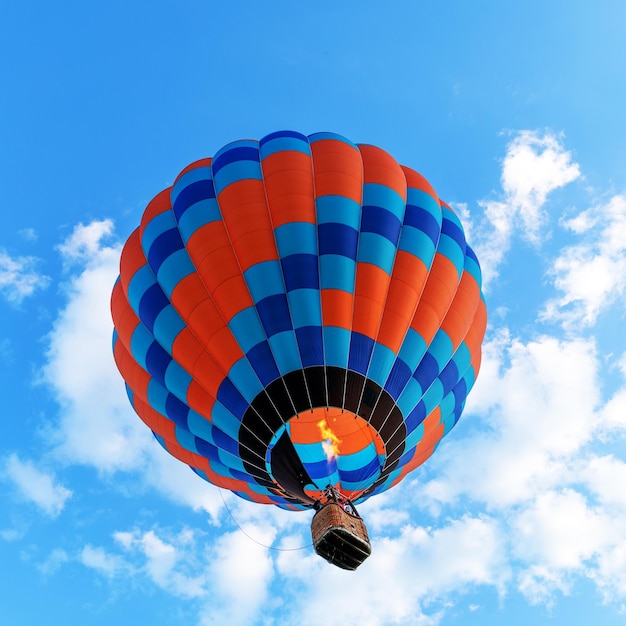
281,254 -> 319,291
256,294 -> 292,337
318,223 -> 358,259
441,217 -> 466,250
247,341 -> 281,386
361,205 -> 402,244
212,427 -> 240,457
145,341 -> 171,387
295,326 -> 324,367
212,146 -> 260,176
229,467 -> 253,482
404,204 -> 441,246
260,130 -> 307,144
173,179 -> 216,220
439,360 -> 460,395
138,283 -> 170,333
466,243 -> 479,265
304,458 -> 334,479
405,400 -> 427,434
384,359 -> 413,399
348,333 -> 375,375
147,228 -> 184,274
195,437 -> 220,462
398,447 -> 415,468
216,378 -> 249,419
165,393 -> 190,427
413,352 -> 440,391
453,379 -> 468,412
338,457 -> 380,483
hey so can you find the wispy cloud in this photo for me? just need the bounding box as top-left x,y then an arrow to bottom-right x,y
0,250 -> 50,304
471,130 -> 580,289
542,194 -> 626,329
3,453 -> 72,517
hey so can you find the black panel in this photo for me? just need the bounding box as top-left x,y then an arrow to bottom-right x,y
269,431 -> 316,504
239,366 -> 407,506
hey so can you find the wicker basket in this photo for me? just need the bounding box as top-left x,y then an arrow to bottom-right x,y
311,502 -> 371,570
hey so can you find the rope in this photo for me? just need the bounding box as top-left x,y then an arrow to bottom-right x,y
218,488 -> 313,552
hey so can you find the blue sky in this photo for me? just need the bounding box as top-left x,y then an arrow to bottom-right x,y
2,1 -> 626,624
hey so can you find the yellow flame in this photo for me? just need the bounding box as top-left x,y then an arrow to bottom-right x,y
318,418 -> 341,461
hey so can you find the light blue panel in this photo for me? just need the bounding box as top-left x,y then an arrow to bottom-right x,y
210,400 -> 244,440
319,255 -> 356,291
244,260 -> 285,302
213,160 -> 263,191
288,288 -> 322,328
146,379 -> 169,416
260,135 -> 310,157
315,195 -> 361,228
164,360 -> 192,400
336,443 -> 378,472
427,330 -> 454,370
323,327 -> 350,367
407,188 -> 441,217
404,422 -> 425,450
308,132 -> 358,149
129,324 -> 155,369
436,234 -> 465,278
177,198 -> 222,244
397,329 -> 428,372
141,211 -> 174,253
397,226 -> 436,264
227,358 -> 263,402
275,222 -> 317,257
356,232 -> 396,273
438,391 -> 456,421
450,342 -> 471,379
217,447 -> 247,472
397,377 -> 425,416
293,441 -> 326,464
367,342 -> 398,386
170,166 -> 213,204
127,264 -> 156,311
152,305 -> 185,354
441,407 -> 459,436
269,331 -> 302,374
421,378 -> 445,415
187,409 -> 215,444
228,307 -> 266,353
362,183 -> 406,220
174,425 -> 198,455
157,248 -> 195,298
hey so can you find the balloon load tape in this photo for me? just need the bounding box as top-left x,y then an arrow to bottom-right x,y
311,486 -> 371,570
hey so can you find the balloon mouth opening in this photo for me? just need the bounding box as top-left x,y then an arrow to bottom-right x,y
267,407 -> 386,503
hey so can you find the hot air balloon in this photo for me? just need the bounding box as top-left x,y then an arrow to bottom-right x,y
111,131 -> 487,570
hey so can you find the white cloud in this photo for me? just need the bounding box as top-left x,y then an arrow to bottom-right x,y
473,130 -> 580,288
0,249 -> 50,303
43,220 -> 149,472
80,544 -> 128,578
542,194 -> 626,329
3,453 -> 72,517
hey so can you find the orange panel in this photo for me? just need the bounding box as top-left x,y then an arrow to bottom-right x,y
170,273 -> 211,317
401,165 -> 440,201
232,230 -> 278,270
186,381 -> 215,420
321,289 -> 353,330
352,263 -> 390,337
119,229 -> 147,294
211,275 -> 253,322
310,139 -> 363,203
440,272 -> 481,348
207,326 -> 244,373
261,151 -> 316,227
113,341 -> 150,398
359,144 -> 407,201
132,394 -> 176,440
185,221 -> 232,268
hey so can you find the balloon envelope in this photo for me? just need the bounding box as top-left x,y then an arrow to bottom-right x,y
111,131 -> 487,510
